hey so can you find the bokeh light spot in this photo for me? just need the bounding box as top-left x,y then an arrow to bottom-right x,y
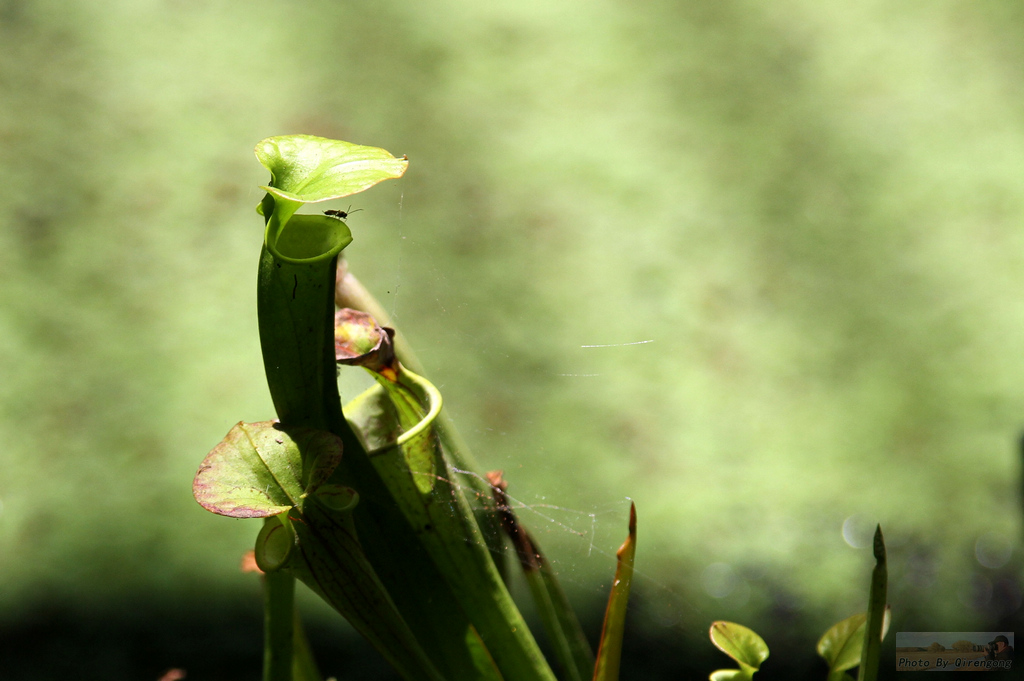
975,532 -> 1013,569
842,514 -> 877,549
702,562 -> 737,599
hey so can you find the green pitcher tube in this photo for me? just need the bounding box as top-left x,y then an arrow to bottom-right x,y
257,204 -> 352,431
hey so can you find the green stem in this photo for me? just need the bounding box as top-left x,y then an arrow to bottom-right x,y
292,608 -> 323,681
858,525 -> 887,681
264,565 -> 296,681
490,473 -> 594,681
532,547 -> 596,681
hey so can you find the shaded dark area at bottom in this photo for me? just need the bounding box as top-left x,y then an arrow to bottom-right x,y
0,597 -> 394,681
1,594 -> 1016,680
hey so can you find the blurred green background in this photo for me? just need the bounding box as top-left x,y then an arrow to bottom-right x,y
2,0 -> 1023,678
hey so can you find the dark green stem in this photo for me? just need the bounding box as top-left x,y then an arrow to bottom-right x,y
258,253 -> 344,431
292,608 -> 323,681
256,204 -> 352,681
858,525 -> 887,681
264,566 -> 296,681
531,554 -> 595,681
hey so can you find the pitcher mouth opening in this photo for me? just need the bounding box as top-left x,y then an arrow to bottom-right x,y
266,212 -> 353,264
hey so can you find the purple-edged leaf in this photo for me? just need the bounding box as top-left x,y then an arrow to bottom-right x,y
193,421 -> 343,518
255,135 -> 408,205
335,308 -> 398,376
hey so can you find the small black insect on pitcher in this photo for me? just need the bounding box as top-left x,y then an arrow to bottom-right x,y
324,205 -> 362,220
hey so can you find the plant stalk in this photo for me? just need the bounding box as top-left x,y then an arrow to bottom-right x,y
858,525 -> 887,681
263,565 -> 296,681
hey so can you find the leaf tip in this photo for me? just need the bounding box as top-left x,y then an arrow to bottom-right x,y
873,525 -> 886,563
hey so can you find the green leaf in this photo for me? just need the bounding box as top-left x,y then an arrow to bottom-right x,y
592,503 -> 637,681
255,134 -> 408,205
709,670 -> 750,681
709,622 -> 769,672
255,135 -> 402,276
535,554 -> 595,681
818,609 -> 893,679
193,421 -> 343,518
817,613 -> 867,674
